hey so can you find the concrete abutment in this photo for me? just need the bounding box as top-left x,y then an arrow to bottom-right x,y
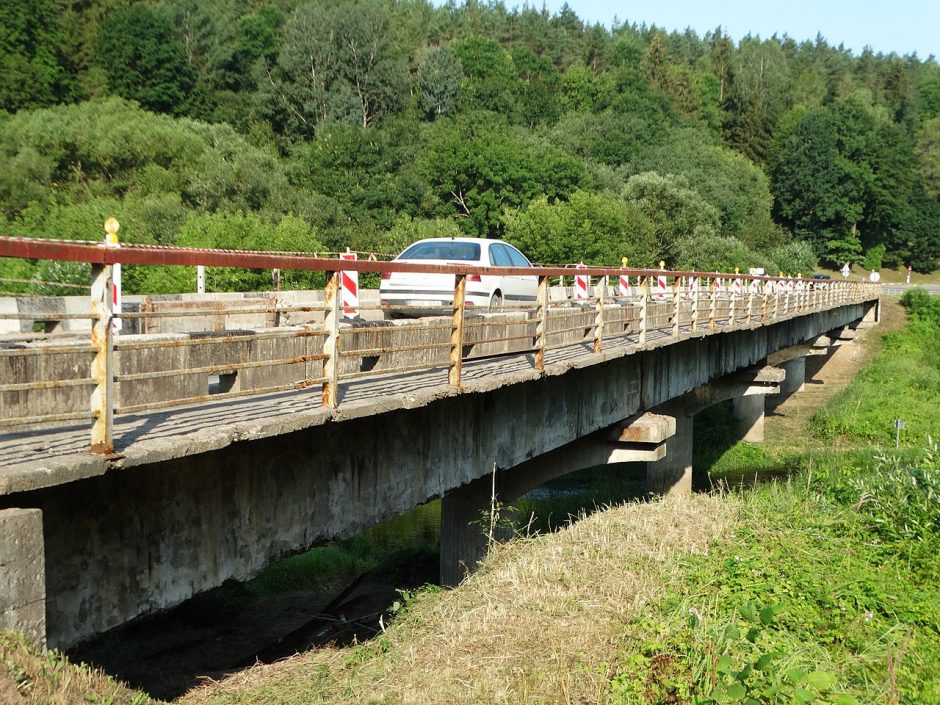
0,508 -> 45,649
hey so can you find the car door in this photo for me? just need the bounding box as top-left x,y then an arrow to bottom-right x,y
487,243 -> 522,304
502,243 -> 538,304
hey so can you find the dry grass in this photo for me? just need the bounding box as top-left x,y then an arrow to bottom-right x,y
181,494 -> 734,705
0,630 -> 154,705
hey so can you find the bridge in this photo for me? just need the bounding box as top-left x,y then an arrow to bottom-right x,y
0,235 -> 881,649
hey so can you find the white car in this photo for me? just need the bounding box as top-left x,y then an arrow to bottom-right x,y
379,237 -> 538,317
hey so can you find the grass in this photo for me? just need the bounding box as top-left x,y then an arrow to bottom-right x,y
180,495 -> 734,704
0,630 -> 153,705
610,455 -> 940,705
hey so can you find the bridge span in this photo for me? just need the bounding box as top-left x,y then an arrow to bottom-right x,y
0,236 -> 880,649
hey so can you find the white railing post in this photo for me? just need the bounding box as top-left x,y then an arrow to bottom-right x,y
639,276 -> 648,344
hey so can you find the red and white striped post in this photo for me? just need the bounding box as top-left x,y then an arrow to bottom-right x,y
656,260 -> 667,299
339,250 -> 359,319
619,257 -> 631,297
574,262 -> 589,301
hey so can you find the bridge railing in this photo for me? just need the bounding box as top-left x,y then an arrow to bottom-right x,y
0,235 -> 880,455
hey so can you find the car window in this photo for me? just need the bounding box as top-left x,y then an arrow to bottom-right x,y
399,241 -> 481,261
504,245 -> 531,267
489,244 -> 512,266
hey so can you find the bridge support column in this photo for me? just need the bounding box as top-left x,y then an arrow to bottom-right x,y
0,508 -> 45,649
779,356 -> 806,395
732,394 -> 765,442
440,473 -> 497,587
646,412 -> 693,496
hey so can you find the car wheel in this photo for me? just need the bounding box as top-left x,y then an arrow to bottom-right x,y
488,291 -> 503,312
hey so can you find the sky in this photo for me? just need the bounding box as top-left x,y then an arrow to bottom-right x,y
511,0 -> 939,59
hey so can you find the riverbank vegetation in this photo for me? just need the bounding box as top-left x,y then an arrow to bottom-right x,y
3,1 -> 940,296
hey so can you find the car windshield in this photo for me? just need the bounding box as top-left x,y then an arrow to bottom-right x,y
398,241 -> 481,262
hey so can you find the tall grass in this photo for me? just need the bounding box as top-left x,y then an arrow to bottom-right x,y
812,289 -> 940,446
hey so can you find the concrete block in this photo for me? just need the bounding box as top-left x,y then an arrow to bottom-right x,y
611,412 -> 676,444
0,508 -> 45,648
734,366 -> 785,383
608,442 -> 667,462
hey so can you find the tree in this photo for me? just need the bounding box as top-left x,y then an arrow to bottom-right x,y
511,46 -> 562,126
0,0 -> 75,111
770,107 -> 865,264
915,117 -> 940,199
419,113 -> 586,237
504,190 -> 656,266
635,127 -> 778,247
673,234 -> 758,273
97,5 -> 196,115
451,36 -> 519,118
621,172 -> 720,264
261,1 -> 407,136
417,45 -> 463,120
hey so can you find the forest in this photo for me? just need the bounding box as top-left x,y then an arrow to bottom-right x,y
2,0 -> 940,294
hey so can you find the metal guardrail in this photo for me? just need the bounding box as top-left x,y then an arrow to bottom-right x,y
0,235 -> 880,455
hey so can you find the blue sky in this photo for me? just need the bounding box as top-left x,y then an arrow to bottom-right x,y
508,0 -> 938,58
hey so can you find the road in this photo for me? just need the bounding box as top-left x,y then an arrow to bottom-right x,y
879,283 -> 940,296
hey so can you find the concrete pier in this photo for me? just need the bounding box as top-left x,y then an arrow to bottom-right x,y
0,508 -> 45,648
733,394 -> 766,442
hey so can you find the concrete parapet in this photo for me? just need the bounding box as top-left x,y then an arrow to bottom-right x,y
0,508 -> 45,648
0,337 -> 93,422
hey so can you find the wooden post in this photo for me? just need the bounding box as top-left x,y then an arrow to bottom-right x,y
449,274 -> 467,388
321,271 -> 341,408
535,274 -> 549,371
90,262 -> 114,454
593,275 -> 605,353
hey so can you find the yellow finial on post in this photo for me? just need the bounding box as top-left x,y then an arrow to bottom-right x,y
621,257 -> 628,268
104,217 -> 120,246
735,267 -> 740,275
659,260 -> 665,269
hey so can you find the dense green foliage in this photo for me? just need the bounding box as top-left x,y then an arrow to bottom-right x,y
812,288 -> 940,444
612,458 -> 940,704
3,0 -> 940,294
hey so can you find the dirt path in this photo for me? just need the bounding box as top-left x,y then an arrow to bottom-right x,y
764,298 -> 905,449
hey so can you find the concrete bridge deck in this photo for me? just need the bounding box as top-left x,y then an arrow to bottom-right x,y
1,322 -> 700,493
